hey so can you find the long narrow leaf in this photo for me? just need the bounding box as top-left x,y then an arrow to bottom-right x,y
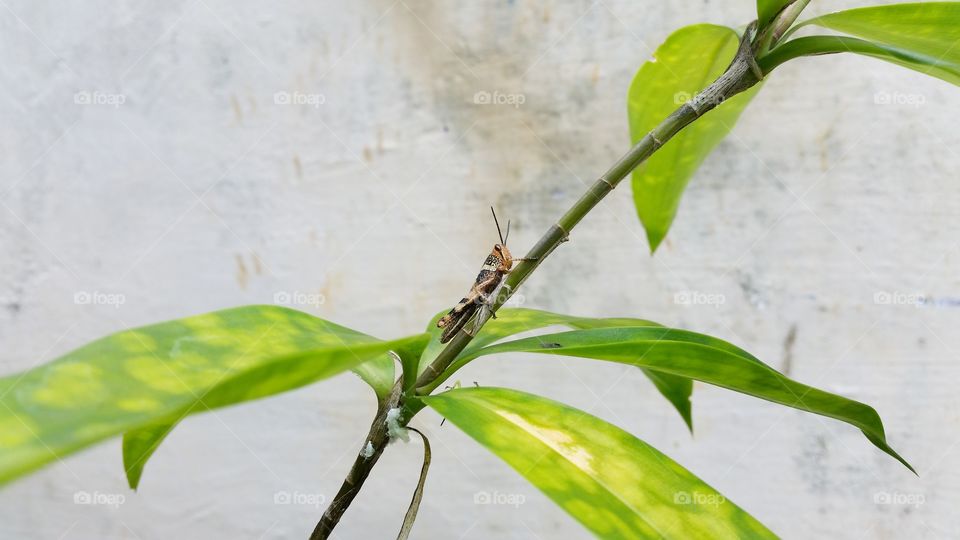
464,327 -> 914,472
760,34 -> 960,86
794,2 -> 960,86
801,2 -> 960,61
424,387 -> 777,539
421,308 -> 692,429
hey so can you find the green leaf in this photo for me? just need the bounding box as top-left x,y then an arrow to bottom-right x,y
394,339 -> 427,393
123,422 -> 176,490
460,309 -> 661,355
417,310 -> 450,376
422,308 -> 692,429
758,0 -> 795,28
120,307 -> 414,489
465,327 -> 914,473
628,24 -> 761,252
801,2 -> 960,58
353,355 -> 396,402
639,369 -> 693,432
796,2 -> 960,86
0,305 -> 427,486
762,34 -> 960,87
318,316 -> 398,401
424,387 -> 777,539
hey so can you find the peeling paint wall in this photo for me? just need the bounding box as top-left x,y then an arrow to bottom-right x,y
1,1 -> 958,538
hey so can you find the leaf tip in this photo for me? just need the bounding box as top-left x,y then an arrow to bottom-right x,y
864,430 -> 916,475
124,468 -> 142,491
645,226 -> 667,254
899,455 -> 918,477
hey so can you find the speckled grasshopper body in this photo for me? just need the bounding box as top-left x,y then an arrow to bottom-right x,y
437,208 -> 522,344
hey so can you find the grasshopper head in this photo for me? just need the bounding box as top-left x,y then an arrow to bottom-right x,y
493,243 -> 513,271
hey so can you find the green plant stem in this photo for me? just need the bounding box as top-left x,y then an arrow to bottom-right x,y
313,21 -> 766,540
310,382 -> 400,540
415,23 -> 764,395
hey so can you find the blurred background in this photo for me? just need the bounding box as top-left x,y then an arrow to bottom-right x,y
1,0 -> 957,538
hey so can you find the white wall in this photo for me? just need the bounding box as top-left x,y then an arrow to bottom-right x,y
1,1 -> 957,538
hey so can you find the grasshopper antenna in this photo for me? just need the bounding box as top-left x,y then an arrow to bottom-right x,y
504,220 -> 510,246
491,206 -> 505,245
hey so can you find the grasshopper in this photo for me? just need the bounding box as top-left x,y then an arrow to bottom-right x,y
436,208 -> 530,344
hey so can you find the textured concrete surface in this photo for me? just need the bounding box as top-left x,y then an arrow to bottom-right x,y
1,1 -> 958,538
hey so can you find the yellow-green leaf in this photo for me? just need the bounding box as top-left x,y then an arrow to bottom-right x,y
628,24 -> 761,251
123,422 -> 175,490
424,387 -> 777,539
0,305 -> 427,486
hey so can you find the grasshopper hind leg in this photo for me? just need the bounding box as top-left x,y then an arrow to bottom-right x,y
439,303 -> 479,343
